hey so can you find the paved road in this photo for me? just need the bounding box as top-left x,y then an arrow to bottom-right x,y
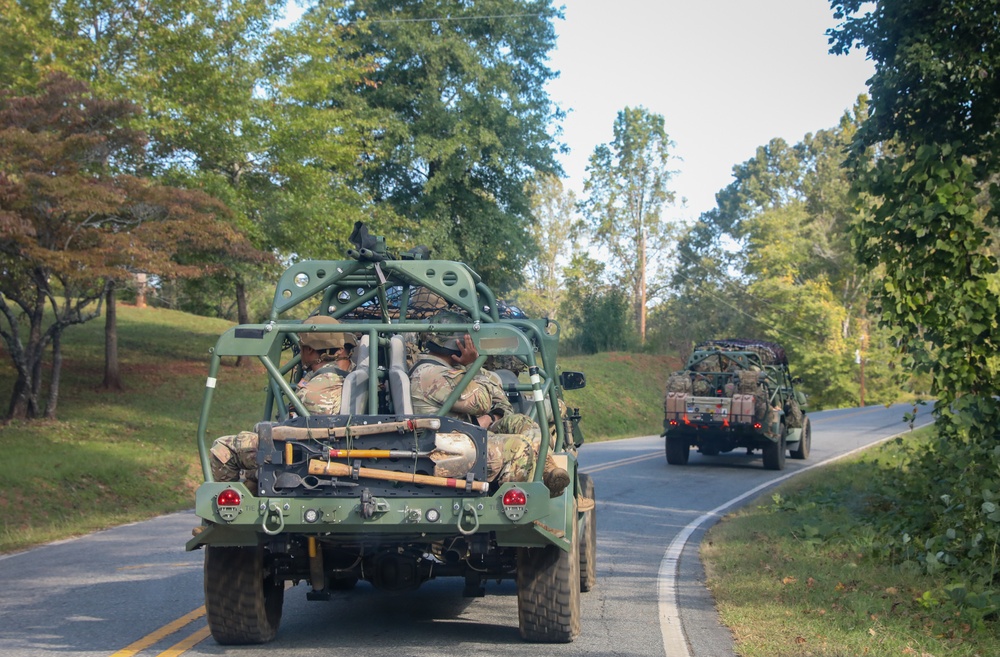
0,403 -> 932,656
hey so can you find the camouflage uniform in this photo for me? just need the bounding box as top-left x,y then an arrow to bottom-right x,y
210,315 -> 356,489
295,362 -> 352,415
209,364 -> 353,489
410,354 -> 539,484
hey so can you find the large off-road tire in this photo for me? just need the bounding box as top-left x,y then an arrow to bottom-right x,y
204,545 -> 284,645
665,435 -> 690,465
789,416 -> 811,460
517,511 -> 581,642
578,473 -> 597,593
762,425 -> 787,471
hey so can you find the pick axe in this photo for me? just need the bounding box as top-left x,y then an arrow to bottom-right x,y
285,431 -> 478,479
308,459 -> 489,493
271,417 -> 441,441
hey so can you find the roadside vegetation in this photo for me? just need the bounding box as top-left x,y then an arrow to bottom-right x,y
704,426 -> 1000,657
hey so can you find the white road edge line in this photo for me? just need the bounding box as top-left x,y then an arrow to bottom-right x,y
657,420 -> 932,657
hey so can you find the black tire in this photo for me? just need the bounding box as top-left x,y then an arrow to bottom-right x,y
762,425 -> 787,471
517,512 -> 581,642
789,416 -> 811,460
665,435 -> 690,465
204,545 -> 284,645
578,474 -> 597,593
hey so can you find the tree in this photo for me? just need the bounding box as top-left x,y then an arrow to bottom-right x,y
579,106 -> 677,344
559,253 -> 634,354
328,0 -> 566,292
0,75 -> 259,419
514,173 -> 575,319
830,1 -> 1000,422
828,0 -> 1000,593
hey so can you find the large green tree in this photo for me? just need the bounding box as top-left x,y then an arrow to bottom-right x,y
828,0 -> 1000,597
579,106 -> 677,345
830,1 -> 1000,424
326,0 -> 565,292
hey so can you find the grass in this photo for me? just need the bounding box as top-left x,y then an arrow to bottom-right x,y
559,351 -> 682,440
702,426 -> 999,657
0,305 -> 263,552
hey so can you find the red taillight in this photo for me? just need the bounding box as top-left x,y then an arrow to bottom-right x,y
753,422 -> 762,429
217,489 -> 241,506
502,488 -> 527,507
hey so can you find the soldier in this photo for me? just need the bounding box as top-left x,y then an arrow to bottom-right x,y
410,311 -> 572,497
209,316 -> 356,490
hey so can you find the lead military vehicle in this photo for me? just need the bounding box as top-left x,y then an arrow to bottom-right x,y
186,224 -> 595,644
662,339 -> 810,470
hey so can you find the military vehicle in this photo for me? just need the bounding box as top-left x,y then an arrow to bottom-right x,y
186,223 -> 595,644
662,339 -> 810,470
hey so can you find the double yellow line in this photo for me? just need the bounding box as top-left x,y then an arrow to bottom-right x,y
108,606 -> 209,657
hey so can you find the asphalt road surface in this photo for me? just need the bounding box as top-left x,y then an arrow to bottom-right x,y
0,402 -> 933,657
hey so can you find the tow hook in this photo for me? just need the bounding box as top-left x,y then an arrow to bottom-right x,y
457,502 -> 480,536
261,501 -> 286,535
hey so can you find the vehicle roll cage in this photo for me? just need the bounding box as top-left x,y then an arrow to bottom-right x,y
195,254 -> 571,485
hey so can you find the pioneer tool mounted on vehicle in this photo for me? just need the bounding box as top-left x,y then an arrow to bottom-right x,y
186,223 -> 595,644
662,339 -> 810,470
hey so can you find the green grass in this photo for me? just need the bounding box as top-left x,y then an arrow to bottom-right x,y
0,305 -> 263,552
702,426 -> 999,657
560,351 -> 682,440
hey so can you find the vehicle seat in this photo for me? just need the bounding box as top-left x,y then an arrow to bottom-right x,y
388,335 -> 413,415
340,334 -> 370,414
494,369 -> 532,416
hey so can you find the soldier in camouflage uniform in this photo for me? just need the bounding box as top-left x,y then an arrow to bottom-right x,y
410,311 -> 570,496
210,316 -> 357,489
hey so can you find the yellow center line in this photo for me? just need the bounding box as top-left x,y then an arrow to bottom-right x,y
154,624 -> 212,657
108,606 -> 205,657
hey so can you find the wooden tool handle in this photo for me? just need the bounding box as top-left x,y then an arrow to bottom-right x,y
308,459 -> 488,493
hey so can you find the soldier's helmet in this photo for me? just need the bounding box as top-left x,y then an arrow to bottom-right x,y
423,310 -> 470,356
298,315 -> 358,352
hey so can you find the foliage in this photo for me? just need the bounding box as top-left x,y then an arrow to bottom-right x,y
512,172 -> 576,319
578,106 -> 677,342
0,75 -> 258,420
828,0 -> 1000,620
662,101 -> 916,407
704,427 -> 1000,656
328,0 -> 565,293
559,252 -> 637,354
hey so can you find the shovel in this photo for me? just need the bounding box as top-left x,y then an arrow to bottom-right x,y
285,431 -> 478,478
308,459 -> 489,493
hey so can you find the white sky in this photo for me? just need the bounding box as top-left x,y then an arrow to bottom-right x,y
547,0 -> 875,223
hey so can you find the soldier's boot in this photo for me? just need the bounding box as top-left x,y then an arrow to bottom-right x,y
542,454 -> 570,497
577,495 -> 595,512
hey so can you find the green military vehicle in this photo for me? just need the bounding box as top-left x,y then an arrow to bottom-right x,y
186,224 -> 595,644
662,339 -> 810,470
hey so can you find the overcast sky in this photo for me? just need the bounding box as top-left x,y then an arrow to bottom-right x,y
547,0 -> 875,224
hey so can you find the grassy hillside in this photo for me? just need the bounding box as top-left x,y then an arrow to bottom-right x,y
0,306 -> 677,552
560,351 -> 683,441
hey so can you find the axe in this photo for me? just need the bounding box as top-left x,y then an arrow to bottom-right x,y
271,417 -> 442,441
308,459 -> 489,493
285,431 -> 478,478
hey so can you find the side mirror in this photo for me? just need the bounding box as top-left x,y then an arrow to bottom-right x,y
560,371 -> 586,391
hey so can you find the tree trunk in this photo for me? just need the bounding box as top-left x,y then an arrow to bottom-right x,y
44,331 -> 62,419
102,280 -> 123,391
7,374 -> 31,420
234,279 -> 251,368
639,229 -> 647,345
